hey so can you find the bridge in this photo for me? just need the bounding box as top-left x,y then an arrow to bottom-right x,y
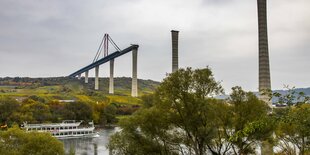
69,34 -> 139,97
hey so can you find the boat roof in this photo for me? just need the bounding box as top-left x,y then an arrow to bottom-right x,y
23,120 -> 83,128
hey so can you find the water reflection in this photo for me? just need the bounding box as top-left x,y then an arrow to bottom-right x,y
61,128 -> 116,155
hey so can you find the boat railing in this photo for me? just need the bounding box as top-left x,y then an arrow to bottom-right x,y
23,120 -> 94,130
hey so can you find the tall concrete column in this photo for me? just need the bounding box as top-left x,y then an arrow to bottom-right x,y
171,30 -> 179,73
258,0 -> 272,107
78,74 -> 81,80
258,0 -> 273,154
131,48 -> 138,97
85,71 -> 89,83
109,59 -> 114,94
95,66 -> 99,90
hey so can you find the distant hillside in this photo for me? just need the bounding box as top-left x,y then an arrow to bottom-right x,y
82,77 -> 160,95
273,87 -> 310,96
0,77 -> 160,101
1,77 -> 308,104
0,77 -> 159,91
216,87 -> 310,103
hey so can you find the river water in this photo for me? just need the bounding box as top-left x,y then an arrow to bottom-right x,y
61,128 -> 117,155
60,128 -> 278,155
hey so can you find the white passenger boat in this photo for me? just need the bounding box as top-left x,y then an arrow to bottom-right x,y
22,120 -> 100,139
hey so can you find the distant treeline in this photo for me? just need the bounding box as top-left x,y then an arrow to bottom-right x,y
0,77 -> 160,92
0,95 -> 141,127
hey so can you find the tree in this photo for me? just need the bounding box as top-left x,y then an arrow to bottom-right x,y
63,101 -> 93,121
28,95 -> 46,103
108,67 -> 224,155
0,96 -> 20,126
13,99 -> 52,123
269,87 -> 310,155
29,102 -> 52,123
272,86 -> 310,106
227,86 -> 274,155
275,104 -> 310,155
103,104 -> 117,125
0,126 -> 64,155
48,100 -> 66,122
206,100 -> 234,155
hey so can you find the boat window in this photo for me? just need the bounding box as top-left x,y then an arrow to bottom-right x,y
69,127 -> 72,129
77,132 -> 80,134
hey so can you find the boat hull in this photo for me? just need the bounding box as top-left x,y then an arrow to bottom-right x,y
55,133 -> 100,139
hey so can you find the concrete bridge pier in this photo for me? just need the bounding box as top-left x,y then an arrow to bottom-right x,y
131,48 -> 138,97
85,71 -> 89,83
95,66 -> 99,90
78,74 -> 81,80
109,59 -> 114,94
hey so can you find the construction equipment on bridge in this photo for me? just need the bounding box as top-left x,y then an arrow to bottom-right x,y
93,34 -> 121,62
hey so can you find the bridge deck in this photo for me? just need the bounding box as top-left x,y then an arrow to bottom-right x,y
69,45 -> 138,77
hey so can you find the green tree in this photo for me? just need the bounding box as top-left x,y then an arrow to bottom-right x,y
48,100 -> 65,122
18,100 -> 52,123
28,95 -> 46,103
276,104 -> 310,155
228,86 -> 274,155
10,99 -> 52,124
206,100 -> 234,155
108,67 -> 224,155
0,126 -> 64,155
270,87 -> 310,155
0,96 -> 20,126
103,104 -> 117,125
63,101 -> 93,121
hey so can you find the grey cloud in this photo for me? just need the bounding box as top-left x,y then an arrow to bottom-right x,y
0,0 -> 309,92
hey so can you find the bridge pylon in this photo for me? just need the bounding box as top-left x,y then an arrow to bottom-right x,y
131,48 -> 138,97
109,59 -> 114,94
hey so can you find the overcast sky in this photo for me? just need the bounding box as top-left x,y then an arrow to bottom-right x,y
0,0 -> 309,93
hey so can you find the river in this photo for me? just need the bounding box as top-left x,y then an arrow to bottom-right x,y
61,127 -> 117,155
60,127 -> 277,155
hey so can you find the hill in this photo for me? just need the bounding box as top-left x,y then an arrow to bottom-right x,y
0,77 -> 160,105
1,77 -> 308,104
216,87 -> 310,103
